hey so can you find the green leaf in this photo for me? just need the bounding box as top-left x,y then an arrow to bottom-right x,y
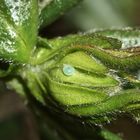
0,0 -> 38,63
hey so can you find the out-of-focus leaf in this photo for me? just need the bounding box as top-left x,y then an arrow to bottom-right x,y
39,0 -> 82,28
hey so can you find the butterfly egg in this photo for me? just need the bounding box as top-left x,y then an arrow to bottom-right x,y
62,64 -> 75,76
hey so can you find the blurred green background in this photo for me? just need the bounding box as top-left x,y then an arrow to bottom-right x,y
67,0 -> 140,30
44,0 -> 140,37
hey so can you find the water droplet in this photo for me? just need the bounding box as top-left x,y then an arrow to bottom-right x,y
62,64 -> 75,76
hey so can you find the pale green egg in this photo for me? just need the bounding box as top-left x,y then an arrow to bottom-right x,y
62,64 -> 75,76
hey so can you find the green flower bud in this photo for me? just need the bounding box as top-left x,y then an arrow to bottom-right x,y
15,29 -> 140,125
47,51 -> 120,106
